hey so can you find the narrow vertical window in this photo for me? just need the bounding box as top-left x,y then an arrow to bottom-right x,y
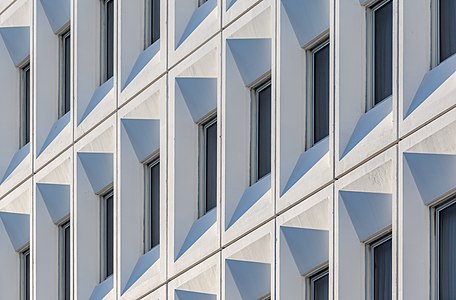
369,235 -> 392,300
439,0 -> 456,63
101,190 -> 114,280
20,248 -> 30,300
145,0 -> 160,48
370,0 -> 392,107
60,221 -> 71,300
309,268 -> 329,300
199,116 -> 217,217
436,200 -> 456,299
308,40 -> 329,147
251,80 -> 271,184
145,158 -> 160,251
59,29 -> 71,117
20,63 -> 30,148
102,0 -> 114,82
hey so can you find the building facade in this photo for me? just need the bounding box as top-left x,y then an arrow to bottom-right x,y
0,0 -> 455,299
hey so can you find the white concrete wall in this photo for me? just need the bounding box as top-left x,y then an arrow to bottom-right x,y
0,0 -> 456,299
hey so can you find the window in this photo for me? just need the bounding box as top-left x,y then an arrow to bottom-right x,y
101,190 -> 114,280
20,63 -> 30,148
199,116 -> 217,217
102,0 -> 114,82
145,0 -> 160,48
59,29 -> 71,117
368,0 -> 392,107
436,199 -> 456,299
20,248 -> 30,300
251,80 -> 271,184
307,39 -> 329,148
309,268 -> 329,300
60,221 -> 70,300
198,0 -> 208,7
368,235 -> 392,300
436,0 -> 456,63
145,157 -> 160,251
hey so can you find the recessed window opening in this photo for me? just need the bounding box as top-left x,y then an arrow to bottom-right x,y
437,0 -> 456,64
308,267 -> 329,300
20,62 -> 30,148
307,39 -> 330,148
145,0 -> 160,48
251,80 -> 271,185
145,157 -> 160,252
368,0 -> 393,108
59,220 -> 71,300
199,115 -> 217,217
101,0 -> 114,82
100,189 -> 114,281
59,28 -> 71,117
20,247 -> 30,300
368,234 -> 392,300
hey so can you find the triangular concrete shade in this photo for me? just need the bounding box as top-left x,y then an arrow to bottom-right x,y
0,212 -> 29,252
122,119 -> 160,162
37,183 -> 70,225
78,152 -> 113,194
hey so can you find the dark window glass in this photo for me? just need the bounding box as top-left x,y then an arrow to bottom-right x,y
105,0 -> 114,80
438,201 -> 456,299
104,192 -> 114,278
21,64 -> 30,147
373,237 -> 392,300
310,269 -> 329,300
312,42 -> 330,145
148,160 -> 160,249
21,249 -> 30,300
147,0 -> 160,47
61,30 -> 71,116
204,118 -> 217,214
440,0 -> 456,62
373,0 -> 392,105
62,222 -> 70,300
256,82 -> 271,180
198,0 -> 208,7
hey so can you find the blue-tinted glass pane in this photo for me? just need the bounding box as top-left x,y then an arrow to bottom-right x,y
313,43 -> 329,144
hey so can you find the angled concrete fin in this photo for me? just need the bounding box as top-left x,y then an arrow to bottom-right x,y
1,144 -> 30,184
340,190 -> 392,242
227,175 -> 270,229
226,260 -> 271,300
78,152 -> 113,194
40,0 -> 70,33
176,0 -> 217,47
79,78 -> 114,124
176,77 -> 217,123
229,8 -> 271,39
122,119 -> 160,162
341,97 -> 392,159
176,209 -> 216,260
281,227 -> 328,275
123,92 -> 160,120
37,183 -> 70,225
123,245 -> 160,293
406,53 -> 456,118
0,26 -> 30,66
38,112 -> 70,155
124,40 -> 160,88
283,137 -> 329,195
175,290 -> 216,300
227,38 -> 271,87
281,0 -> 329,47
0,212 -> 29,252
405,152 -> 456,205
89,275 -> 113,300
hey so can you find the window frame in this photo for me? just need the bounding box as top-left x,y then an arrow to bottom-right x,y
306,37 -> 330,149
366,233 -> 392,300
198,113 -> 217,218
101,0 -> 114,83
19,62 -> 30,148
100,189 -> 114,281
198,0 -> 208,7
433,197 -> 456,300
144,155 -> 160,252
250,78 -> 272,185
59,27 -> 71,118
366,0 -> 393,110
59,220 -> 71,300
144,0 -> 160,49
20,247 -> 30,300
307,267 -> 329,300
